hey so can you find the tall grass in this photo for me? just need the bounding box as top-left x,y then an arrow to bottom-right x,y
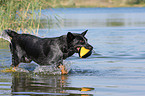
0,0 -> 61,34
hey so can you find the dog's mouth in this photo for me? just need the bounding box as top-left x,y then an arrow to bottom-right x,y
76,47 -> 80,52
74,46 -> 81,53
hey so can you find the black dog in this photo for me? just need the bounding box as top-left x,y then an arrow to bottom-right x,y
1,29 -> 93,74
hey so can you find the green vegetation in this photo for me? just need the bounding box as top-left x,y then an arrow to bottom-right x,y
0,0 -> 61,34
127,0 -> 145,4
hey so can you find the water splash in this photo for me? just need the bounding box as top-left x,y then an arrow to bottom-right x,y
0,61 -> 72,75
34,65 -> 61,75
33,61 -> 71,75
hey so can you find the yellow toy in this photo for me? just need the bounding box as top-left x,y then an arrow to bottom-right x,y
79,47 -> 92,58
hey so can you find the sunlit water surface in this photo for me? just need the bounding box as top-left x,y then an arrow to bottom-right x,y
1,7 -> 145,96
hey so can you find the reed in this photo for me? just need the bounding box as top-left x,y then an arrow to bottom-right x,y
0,0 -> 60,34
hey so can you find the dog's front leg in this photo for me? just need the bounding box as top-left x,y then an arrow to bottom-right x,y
53,60 -> 68,75
59,64 -> 68,75
46,60 -> 68,75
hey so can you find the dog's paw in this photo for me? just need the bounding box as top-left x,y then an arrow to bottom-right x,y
59,65 -> 68,75
0,67 -> 16,72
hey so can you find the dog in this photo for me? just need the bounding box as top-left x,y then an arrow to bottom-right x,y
1,29 -> 93,74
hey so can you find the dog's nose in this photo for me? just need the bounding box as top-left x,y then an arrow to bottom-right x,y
89,46 -> 93,50
85,44 -> 93,50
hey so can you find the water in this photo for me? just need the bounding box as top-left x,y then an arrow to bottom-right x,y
1,7 -> 145,96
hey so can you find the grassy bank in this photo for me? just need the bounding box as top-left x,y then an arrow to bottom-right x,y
58,0 -> 145,8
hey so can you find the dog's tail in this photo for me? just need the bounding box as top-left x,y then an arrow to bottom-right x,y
0,29 -> 18,43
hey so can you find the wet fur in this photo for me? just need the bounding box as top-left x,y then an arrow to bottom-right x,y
1,30 -> 93,70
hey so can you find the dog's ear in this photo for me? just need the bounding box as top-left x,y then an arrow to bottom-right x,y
67,32 -> 75,43
81,30 -> 88,36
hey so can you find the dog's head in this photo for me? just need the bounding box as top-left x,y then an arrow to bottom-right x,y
67,30 -> 93,58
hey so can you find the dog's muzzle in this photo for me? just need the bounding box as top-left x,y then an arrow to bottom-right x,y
75,43 -> 93,58
76,45 -> 93,58
79,47 -> 92,58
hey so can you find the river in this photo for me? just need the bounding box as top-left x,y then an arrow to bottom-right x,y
0,7 -> 145,96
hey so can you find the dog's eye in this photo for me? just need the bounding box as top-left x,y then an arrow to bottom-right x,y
80,40 -> 85,44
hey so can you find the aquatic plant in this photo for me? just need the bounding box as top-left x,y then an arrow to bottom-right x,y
0,0 -> 60,34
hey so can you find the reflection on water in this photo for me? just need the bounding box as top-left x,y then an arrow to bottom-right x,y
11,73 -> 93,96
40,7 -> 145,29
12,73 -> 67,95
1,7 -> 145,96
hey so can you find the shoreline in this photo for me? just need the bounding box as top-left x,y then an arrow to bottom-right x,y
51,0 -> 145,8
56,4 -> 145,8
